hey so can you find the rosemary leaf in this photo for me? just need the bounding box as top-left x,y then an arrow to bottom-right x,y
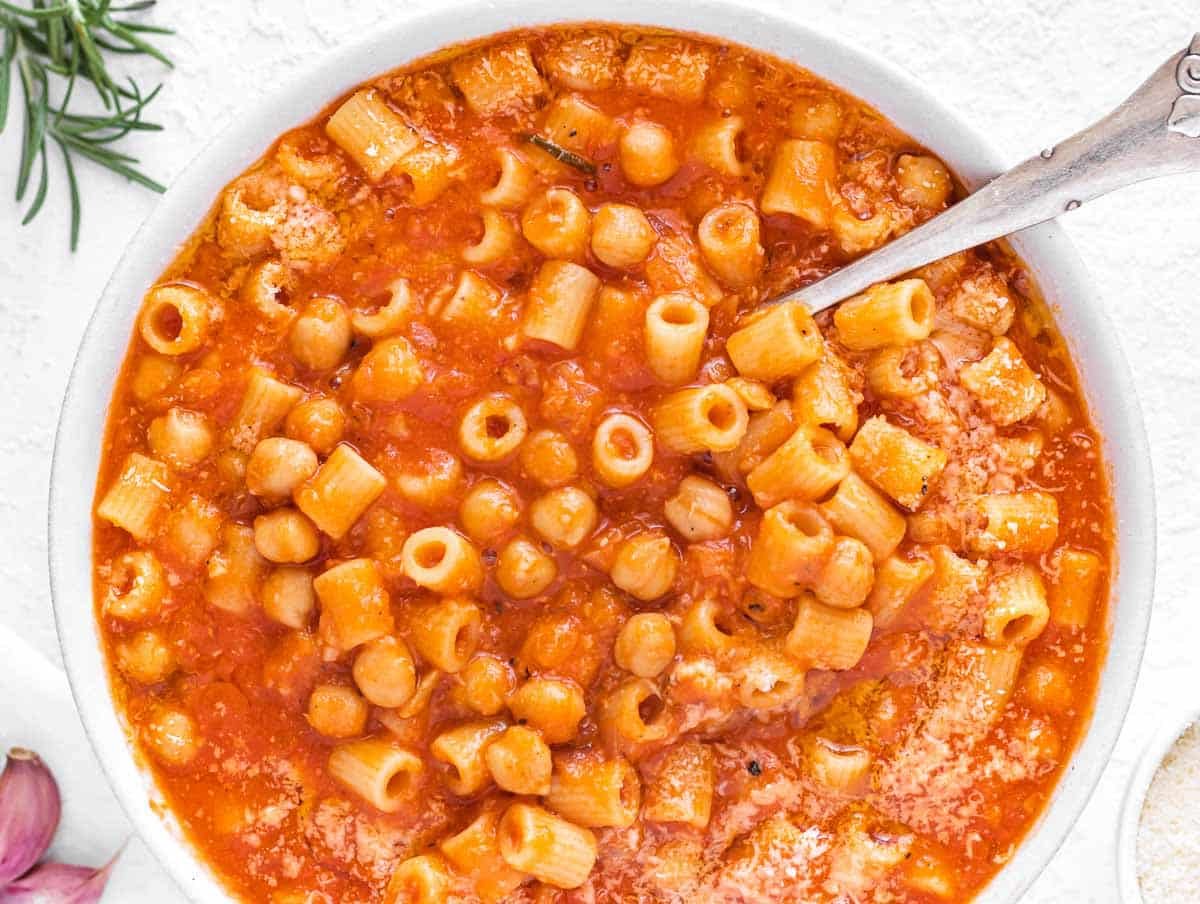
522,133 -> 597,175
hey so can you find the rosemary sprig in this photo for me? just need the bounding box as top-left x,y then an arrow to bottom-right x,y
0,0 -> 172,250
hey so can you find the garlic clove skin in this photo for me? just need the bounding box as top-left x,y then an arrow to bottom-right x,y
0,856 -> 118,904
0,749 -> 61,886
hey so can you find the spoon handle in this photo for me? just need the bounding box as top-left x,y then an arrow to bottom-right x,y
787,33 -> 1200,314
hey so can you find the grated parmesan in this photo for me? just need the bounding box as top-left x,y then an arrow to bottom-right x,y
1137,721 -> 1200,902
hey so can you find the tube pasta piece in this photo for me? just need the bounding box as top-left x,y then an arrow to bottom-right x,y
644,293 -> 710,385
204,524 -> 266,617
598,678 -> 670,747
327,738 -> 423,813
642,741 -> 716,829
541,93 -> 617,151
542,31 -> 620,92
677,596 -> 739,656
294,443 -> 386,539
820,472 -> 906,562
947,269 -> 1016,335
867,553 -> 934,630
409,598 -> 482,672
760,139 -> 837,227
521,188 -> 592,261
240,259 -> 294,322
982,564 -> 1050,646
865,342 -> 940,400
229,368 -> 303,452
623,37 -> 711,103
451,42 -> 546,117
547,751 -> 641,828
959,337 -> 1048,426
610,530 -> 679,601
848,416 -> 948,511
430,720 -> 506,795
785,594 -> 873,670
401,526 -> 484,594
97,453 -> 171,542
351,277 -> 414,338
439,805 -> 529,901
663,474 -> 733,542
806,735 -> 872,792
592,412 -> 654,488
325,90 -> 420,181
1048,547 -> 1103,630
139,284 -> 214,356
697,202 -> 764,289
792,357 -> 859,442
103,550 -> 168,621
481,146 -> 535,209
746,500 -> 835,598
969,490 -> 1059,555
834,279 -> 935,350
498,803 -> 598,890
458,394 -> 528,463
731,644 -> 807,709
313,558 -> 394,652
653,384 -> 748,455
521,261 -> 601,351
691,115 -> 745,176
727,301 -> 822,381
462,208 -> 520,265
746,424 -> 850,509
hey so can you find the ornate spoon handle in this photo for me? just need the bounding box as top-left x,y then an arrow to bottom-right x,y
785,34 -> 1200,314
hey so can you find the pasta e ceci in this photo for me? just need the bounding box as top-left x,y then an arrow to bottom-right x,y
93,23 -> 1113,904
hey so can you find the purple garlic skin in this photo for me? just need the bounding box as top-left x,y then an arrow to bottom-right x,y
0,857 -> 118,904
0,749 -> 61,886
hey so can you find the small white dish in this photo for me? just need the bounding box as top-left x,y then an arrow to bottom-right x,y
1116,704 -> 1200,902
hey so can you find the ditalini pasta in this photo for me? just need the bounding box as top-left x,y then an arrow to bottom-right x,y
92,23 -> 1113,904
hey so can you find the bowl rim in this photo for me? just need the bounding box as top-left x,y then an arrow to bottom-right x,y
1115,702 -> 1200,902
47,1 -> 1157,902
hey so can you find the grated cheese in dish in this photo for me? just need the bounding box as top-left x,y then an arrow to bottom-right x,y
1137,721 -> 1200,903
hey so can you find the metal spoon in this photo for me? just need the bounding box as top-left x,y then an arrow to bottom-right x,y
785,33 -> 1200,314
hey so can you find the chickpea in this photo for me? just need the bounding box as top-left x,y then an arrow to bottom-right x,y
285,397 -> 346,454
246,437 -> 318,498
289,296 -> 352,370
459,479 -> 521,545
620,121 -> 679,187
591,203 -> 657,269
253,508 -> 320,563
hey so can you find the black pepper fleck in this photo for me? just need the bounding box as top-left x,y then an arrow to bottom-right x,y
747,760 -> 762,776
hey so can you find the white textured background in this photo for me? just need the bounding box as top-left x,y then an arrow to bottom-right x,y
1,1 -> 1197,901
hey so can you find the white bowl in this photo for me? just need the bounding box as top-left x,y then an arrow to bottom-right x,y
1116,705 -> 1200,902
48,1 -> 1157,901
